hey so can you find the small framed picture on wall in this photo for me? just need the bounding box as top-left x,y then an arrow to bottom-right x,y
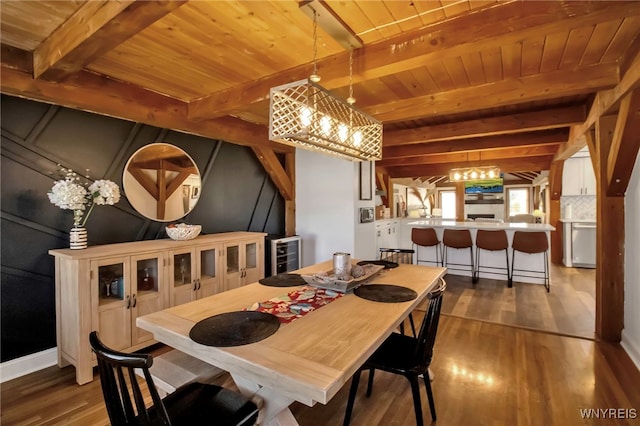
359,162 -> 372,200
191,186 -> 200,199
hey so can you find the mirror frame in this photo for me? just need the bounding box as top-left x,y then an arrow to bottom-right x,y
123,143 -> 201,222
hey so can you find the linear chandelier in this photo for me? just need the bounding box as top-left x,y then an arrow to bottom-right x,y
269,78 -> 382,161
450,165 -> 501,182
268,5 -> 382,162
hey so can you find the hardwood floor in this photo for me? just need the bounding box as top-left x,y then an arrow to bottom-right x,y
441,263 -> 596,339
290,315 -> 640,426
3,266 -> 635,426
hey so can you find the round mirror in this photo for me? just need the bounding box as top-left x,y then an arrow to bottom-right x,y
123,143 -> 201,222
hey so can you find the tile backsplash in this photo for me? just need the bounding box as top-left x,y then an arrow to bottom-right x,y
560,195 -> 596,220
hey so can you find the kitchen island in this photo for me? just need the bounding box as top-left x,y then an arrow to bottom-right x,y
402,220 -> 556,285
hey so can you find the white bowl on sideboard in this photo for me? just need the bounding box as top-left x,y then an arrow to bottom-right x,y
166,224 -> 202,241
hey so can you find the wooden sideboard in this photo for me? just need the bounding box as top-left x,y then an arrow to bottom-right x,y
49,232 -> 266,385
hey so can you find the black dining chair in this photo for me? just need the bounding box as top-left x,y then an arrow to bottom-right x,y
378,247 -> 415,264
89,331 -> 259,426
379,247 -> 418,337
343,278 -> 446,426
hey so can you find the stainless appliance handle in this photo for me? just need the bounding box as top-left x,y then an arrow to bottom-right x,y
573,223 -> 596,229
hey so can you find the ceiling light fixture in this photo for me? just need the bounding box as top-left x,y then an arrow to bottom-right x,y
268,5 -> 382,162
450,165 -> 501,182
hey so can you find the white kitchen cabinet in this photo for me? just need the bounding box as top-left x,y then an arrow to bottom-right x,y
375,220 -> 399,254
562,156 -> 596,196
50,231 -> 265,385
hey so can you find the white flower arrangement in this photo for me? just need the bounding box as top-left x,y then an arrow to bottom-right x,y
48,167 -> 121,227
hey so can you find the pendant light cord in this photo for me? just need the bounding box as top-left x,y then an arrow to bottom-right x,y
347,47 -> 355,105
310,9 -> 320,82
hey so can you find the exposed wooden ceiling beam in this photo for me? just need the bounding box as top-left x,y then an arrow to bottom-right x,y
0,65 -> 291,153
34,1 -> 131,78
510,172 -> 534,181
379,145 -> 559,168
187,0 -> 638,120
383,129 -> 569,159
522,172 -> 541,180
367,63 -> 618,122
386,156 -> 554,179
430,176 -> 448,185
384,105 -> 585,146
558,47 -> 640,160
555,125 -> 589,161
1,44 -> 31,73
251,147 -> 293,201
606,89 -> 640,196
34,1 -> 188,81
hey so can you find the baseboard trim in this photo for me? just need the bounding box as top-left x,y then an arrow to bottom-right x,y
621,329 -> 640,372
0,348 -> 58,383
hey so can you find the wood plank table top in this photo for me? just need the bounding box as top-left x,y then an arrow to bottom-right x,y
137,260 -> 446,423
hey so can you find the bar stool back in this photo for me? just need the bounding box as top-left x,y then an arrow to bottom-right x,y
473,229 -> 511,287
411,228 -> 442,266
511,231 -> 550,292
442,229 -> 474,276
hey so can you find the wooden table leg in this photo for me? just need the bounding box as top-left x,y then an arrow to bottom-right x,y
231,373 -> 299,426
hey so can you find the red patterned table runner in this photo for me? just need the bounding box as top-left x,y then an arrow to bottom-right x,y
245,286 -> 343,323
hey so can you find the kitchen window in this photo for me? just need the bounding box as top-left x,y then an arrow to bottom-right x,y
440,190 -> 456,219
507,187 -> 530,216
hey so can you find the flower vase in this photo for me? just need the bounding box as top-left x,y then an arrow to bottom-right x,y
69,226 -> 88,250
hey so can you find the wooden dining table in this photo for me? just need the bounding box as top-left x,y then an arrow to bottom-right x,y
137,260 -> 446,425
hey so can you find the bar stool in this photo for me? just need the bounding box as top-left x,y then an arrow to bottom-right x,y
473,229 -> 511,287
511,231 -> 550,292
442,229 -> 474,276
411,228 -> 442,266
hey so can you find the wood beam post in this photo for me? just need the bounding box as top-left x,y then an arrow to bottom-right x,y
606,90 -> 640,196
383,172 -> 393,216
455,182 -> 465,221
595,115 -> 625,342
284,152 -> 296,237
548,160 -> 564,265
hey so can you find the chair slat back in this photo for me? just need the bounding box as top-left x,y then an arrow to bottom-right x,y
90,331 -> 171,426
414,278 -> 446,367
379,248 -> 415,264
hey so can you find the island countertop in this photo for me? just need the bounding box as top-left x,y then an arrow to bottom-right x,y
407,220 -> 555,232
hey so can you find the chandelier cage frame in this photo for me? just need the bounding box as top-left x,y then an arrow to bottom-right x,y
269,78 -> 383,161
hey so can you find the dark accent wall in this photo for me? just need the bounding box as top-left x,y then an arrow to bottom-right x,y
0,94 -> 285,362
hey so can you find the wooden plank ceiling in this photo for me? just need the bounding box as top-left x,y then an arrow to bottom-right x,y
1,0 -> 639,187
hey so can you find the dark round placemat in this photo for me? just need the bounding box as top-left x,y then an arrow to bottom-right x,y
258,273 -> 306,287
354,284 -> 417,303
189,311 -> 280,347
357,260 -> 399,269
